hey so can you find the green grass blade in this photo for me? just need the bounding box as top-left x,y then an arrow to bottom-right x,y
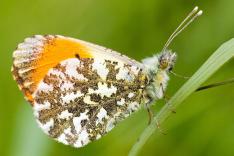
128,38 -> 234,156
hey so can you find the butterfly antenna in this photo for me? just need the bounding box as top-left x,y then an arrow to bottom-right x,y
162,6 -> 203,52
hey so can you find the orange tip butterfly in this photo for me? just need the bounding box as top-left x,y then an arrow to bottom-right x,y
12,6 -> 202,148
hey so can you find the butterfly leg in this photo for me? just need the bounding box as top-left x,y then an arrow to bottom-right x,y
145,100 -> 167,135
146,105 -> 153,125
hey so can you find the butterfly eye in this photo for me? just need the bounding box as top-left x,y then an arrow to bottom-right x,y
159,59 -> 169,70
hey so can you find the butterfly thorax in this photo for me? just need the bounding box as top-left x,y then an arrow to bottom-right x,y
142,50 -> 177,102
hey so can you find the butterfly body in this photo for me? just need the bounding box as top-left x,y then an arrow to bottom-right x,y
12,35 -> 175,147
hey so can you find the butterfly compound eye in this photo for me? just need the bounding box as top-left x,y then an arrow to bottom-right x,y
159,52 -> 177,71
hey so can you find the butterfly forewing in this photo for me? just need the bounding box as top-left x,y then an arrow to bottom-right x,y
12,35 -> 149,147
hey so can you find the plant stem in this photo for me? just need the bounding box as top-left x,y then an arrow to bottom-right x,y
196,78 -> 234,91
128,38 -> 234,156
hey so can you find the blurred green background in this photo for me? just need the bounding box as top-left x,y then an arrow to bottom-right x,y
1,0 -> 234,156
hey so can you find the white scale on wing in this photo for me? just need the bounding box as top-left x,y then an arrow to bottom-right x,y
88,82 -> 117,98
74,129 -> 90,147
72,110 -> 91,147
116,98 -> 125,106
116,66 -> 132,81
61,58 -> 88,81
58,110 -> 73,119
33,101 -> 51,117
60,81 -> 74,91
73,110 -> 89,134
61,91 -> 84,104
57,127 -> 75,145
37,118 -> 54,135
83,95 -> 98,105
34,81 -> 53,94
128,92 -> 135,98
92,59 -> 109,80
48,68 -> 66,79
96,108 -> 108,125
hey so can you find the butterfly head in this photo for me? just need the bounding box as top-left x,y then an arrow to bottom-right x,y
158,50 -> 177,72
142,51 -> 177,100
141,50 -> 177,74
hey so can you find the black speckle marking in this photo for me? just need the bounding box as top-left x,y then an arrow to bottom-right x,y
90,94 -> 101,102
75,53 -> 80,59
81,119 -> 88,127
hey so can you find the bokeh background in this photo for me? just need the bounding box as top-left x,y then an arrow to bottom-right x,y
1,0 -> 234,156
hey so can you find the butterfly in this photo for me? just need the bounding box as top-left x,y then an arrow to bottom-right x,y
12,7 -> 202,148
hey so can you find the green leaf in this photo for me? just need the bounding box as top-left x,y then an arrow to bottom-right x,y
128,38 -> 234,156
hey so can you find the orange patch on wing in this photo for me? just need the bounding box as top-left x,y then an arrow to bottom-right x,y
25,91 -> 34,103
31,37 -> 92,94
